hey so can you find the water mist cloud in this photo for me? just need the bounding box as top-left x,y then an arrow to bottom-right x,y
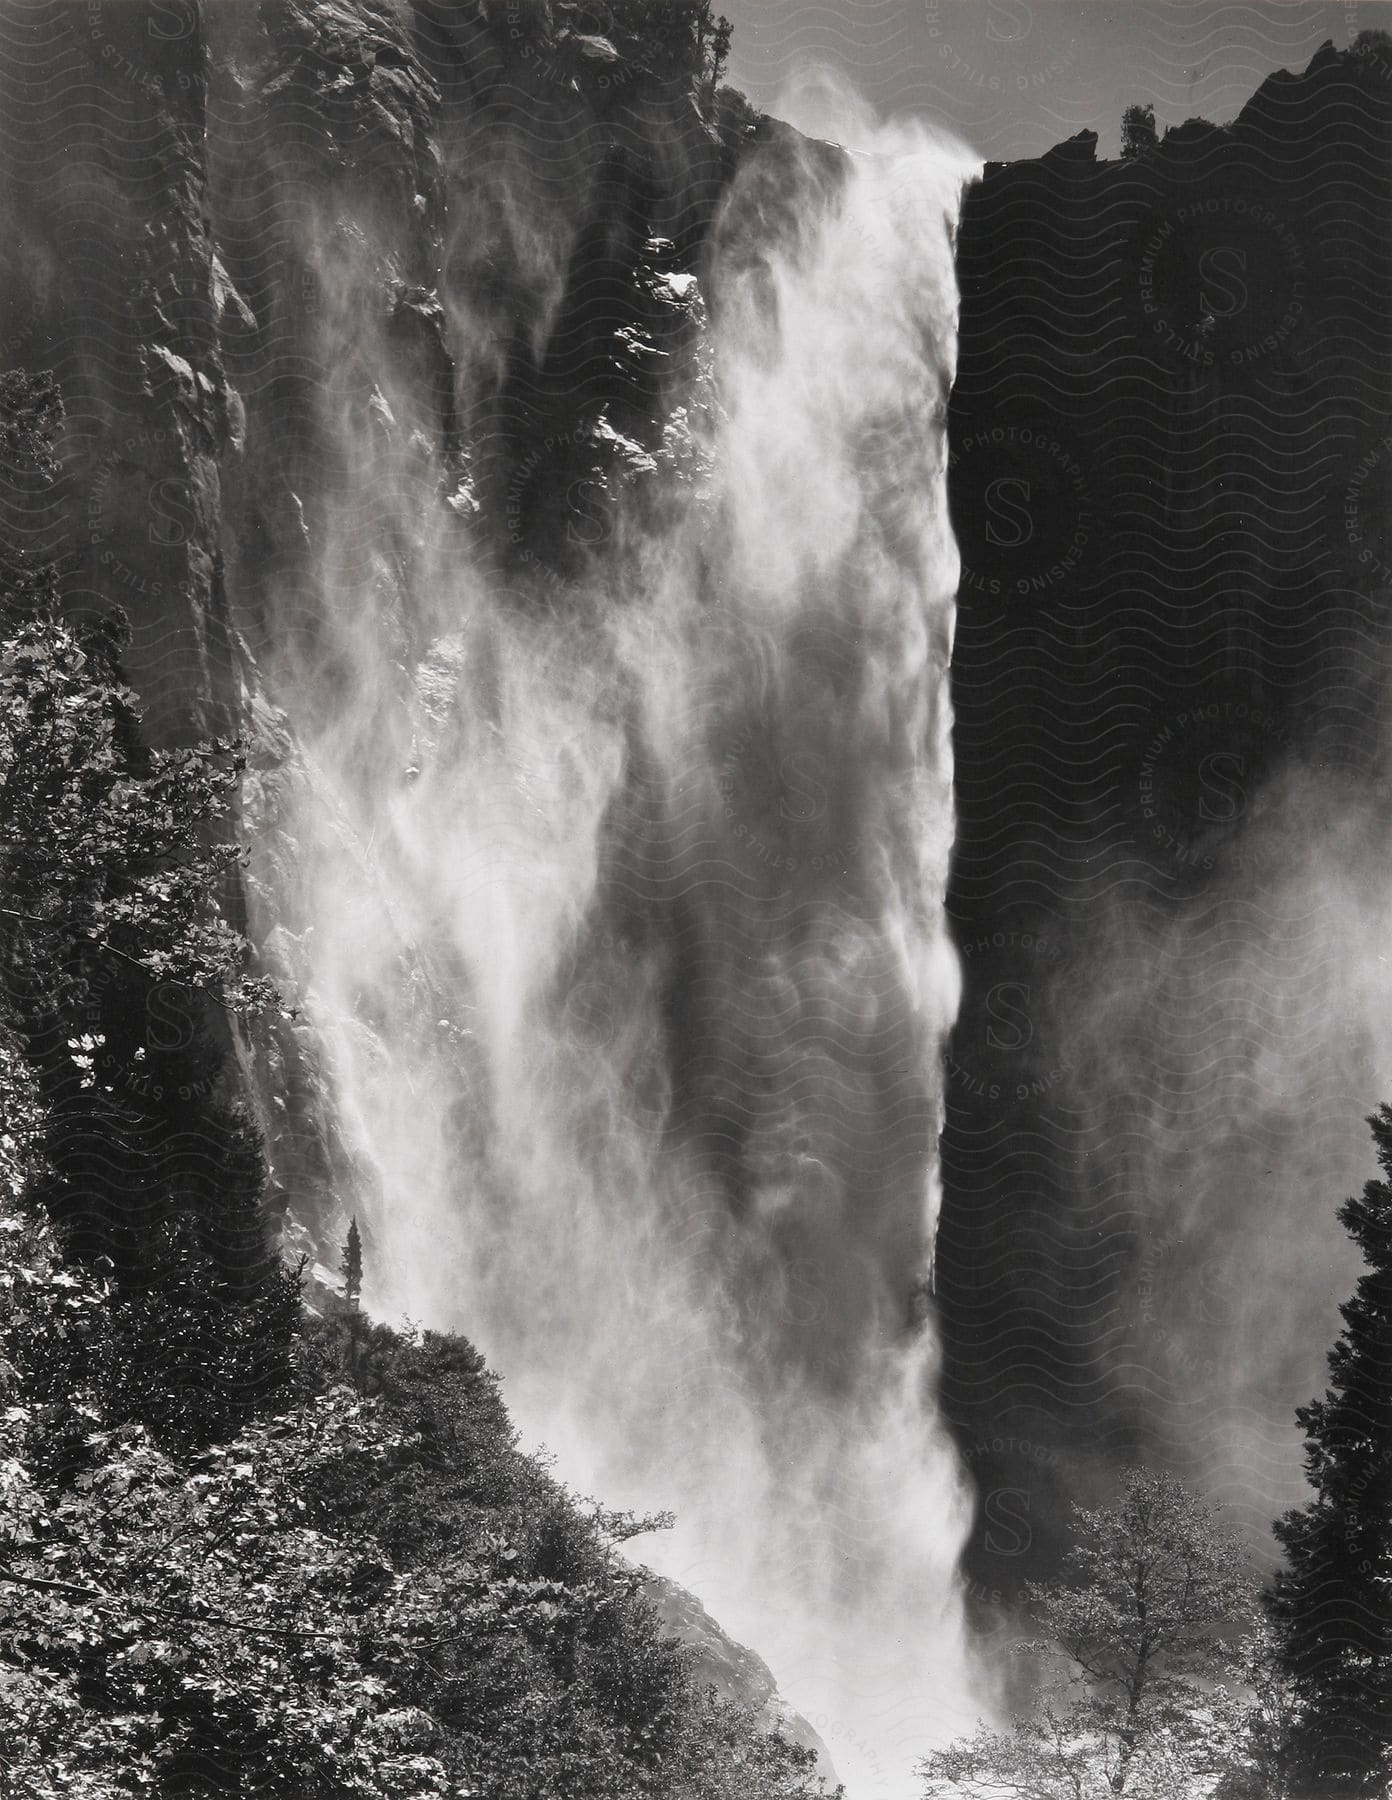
1049,748 -> 1392,1545
241,68 -> 986,1799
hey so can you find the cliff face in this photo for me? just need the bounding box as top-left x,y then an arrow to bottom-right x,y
196,2 -> 758,1237
0,0 -> 755,1205
204,0 -> 743,624
0,2 -> 239,742
644,1575 -> 836,1770
0,0 -> 751,715
939,39 -> 1392,1592
7,0 -> 1389,1725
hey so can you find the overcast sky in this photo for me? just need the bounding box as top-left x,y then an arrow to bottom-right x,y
719,1 -> 1392,160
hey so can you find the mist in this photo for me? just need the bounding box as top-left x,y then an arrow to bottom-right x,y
238,69 -> 985,1799
1047,748 -> 1392,1543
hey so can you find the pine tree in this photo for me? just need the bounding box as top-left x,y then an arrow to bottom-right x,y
342,1216 -> 363,1311
1121,102 -> 1158,160
1268,1107 -> 1392,1798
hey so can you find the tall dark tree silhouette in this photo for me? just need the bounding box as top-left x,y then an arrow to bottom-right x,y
342,1215 -> 363,1311
1120,102 -> 1158,159
1268,1106 -> 1392,1798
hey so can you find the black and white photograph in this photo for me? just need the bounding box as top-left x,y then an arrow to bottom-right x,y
0,3 -> 1389,1796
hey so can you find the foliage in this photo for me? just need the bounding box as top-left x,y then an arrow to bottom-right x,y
1267,1107 -> 1392,1799
1121,103 -> 1157,160
492,2 -> 732,103
0,1025 -> 44,1202
0,375 -> 832,1798
0,1202 -> 835,1799
587,0 -> 731,95
1208,1621 -> 1301,1800
0,1196 -> 433,1799
0,601 -> 298,1452
920,1469 -> 1258,1799
0,373 -> 63,619
342,1218 -> 363,1310
308,1314 -> 837,1799
0,604 -> 273,1024
1351,29 -> 1392,62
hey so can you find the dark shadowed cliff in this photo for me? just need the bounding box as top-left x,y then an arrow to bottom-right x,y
939,35 -> 1392,1600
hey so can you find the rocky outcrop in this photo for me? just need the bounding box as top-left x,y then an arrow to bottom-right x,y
0,3 -> 239,741
645,1576 -> 837,1777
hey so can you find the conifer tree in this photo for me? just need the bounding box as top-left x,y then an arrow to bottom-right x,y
342,1215 -> 363,1311
1121,102 -> 1158,159
1268,1107 -> 1392,1798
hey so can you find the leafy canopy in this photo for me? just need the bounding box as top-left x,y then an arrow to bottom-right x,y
0,606 -> 273,1023
920,1468 -> 1257,1800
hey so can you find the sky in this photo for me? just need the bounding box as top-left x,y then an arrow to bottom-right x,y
720,0 -> 1392,160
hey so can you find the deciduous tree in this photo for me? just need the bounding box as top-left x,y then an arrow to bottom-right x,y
2,493 -> 291,1450
920,1469 -> 1256,1799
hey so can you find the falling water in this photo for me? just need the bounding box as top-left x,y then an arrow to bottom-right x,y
247,88 -> 981,1798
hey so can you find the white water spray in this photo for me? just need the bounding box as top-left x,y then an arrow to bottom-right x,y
247,87 -> 982,1798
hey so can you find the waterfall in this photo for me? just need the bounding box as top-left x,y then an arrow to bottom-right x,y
246,90 -> 981,1798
